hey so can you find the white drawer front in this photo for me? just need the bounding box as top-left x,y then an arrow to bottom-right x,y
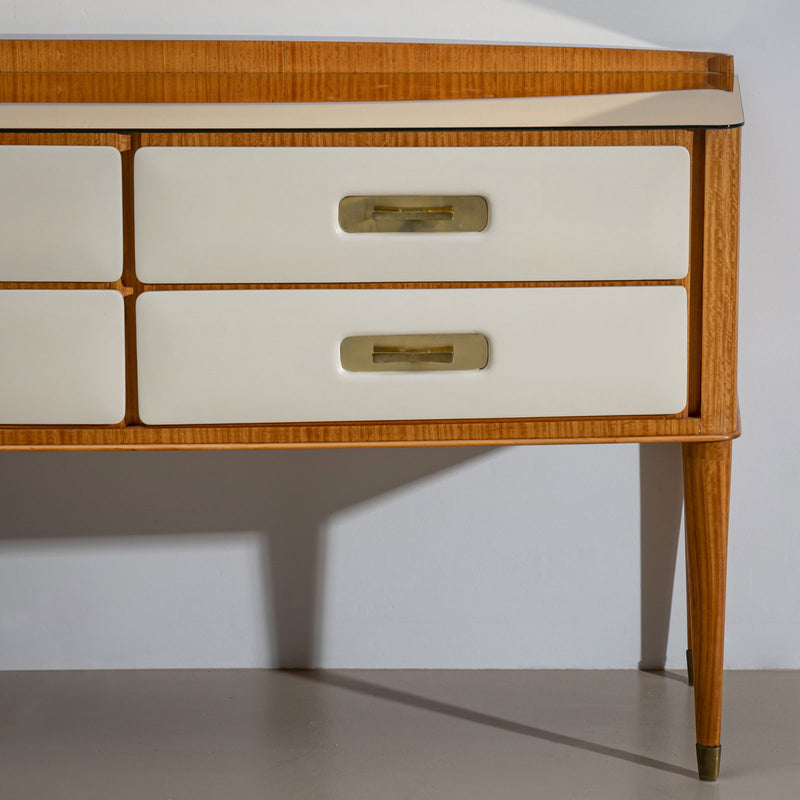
136,288 -> 687,424
0,146 -> 123,281
134,146 -> 690,284
0,291 -> 126,424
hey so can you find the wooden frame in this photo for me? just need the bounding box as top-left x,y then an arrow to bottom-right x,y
0,39 -> 734,103
0,124 -> 739,451
0,40 -> 741,781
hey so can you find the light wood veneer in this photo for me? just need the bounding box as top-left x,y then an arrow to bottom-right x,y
0,39 -> 742,782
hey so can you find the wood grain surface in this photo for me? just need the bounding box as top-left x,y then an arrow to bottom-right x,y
0,42 -> 743,781
0,43 -> 740,452
0,417 -> 732,452
0,126 -> 706,447
0,40 -> 734,103
683,439 -> 732,747
699,129 -> 741,435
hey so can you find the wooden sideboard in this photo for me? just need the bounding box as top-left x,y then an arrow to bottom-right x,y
0,40 -> 742,781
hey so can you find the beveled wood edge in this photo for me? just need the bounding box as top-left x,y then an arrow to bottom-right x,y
0,416 -> 741,452
0,432 -> 742,452
0,39 -> 733,78
0,40 -> 736,112
0,70 -> 733,105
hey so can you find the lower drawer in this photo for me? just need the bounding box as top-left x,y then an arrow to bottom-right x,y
0,290 -> 126,424
136,288 -> 687,425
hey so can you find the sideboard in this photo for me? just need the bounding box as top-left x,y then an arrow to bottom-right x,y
0,40 -> 742,781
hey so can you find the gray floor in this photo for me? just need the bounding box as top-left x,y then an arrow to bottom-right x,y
0,670 -> 798,799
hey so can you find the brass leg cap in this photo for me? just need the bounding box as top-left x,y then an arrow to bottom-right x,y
696,744 -> 721,781
686,649 -> 694,687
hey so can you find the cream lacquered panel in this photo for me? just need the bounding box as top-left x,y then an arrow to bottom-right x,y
136,287 -> 687,425
0,146 -> 123,281
134,146 -> 690,283
0,79 -> 744,130
0,291 -> 126,424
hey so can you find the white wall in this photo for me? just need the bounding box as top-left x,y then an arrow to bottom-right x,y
0,1 -> 797,670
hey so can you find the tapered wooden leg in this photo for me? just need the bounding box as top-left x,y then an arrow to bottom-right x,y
682,440 -> 731,781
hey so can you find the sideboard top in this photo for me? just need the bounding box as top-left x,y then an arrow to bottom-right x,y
0,40 -> 742,130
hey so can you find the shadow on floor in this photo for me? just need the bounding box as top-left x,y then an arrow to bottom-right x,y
292,670 -> 696,779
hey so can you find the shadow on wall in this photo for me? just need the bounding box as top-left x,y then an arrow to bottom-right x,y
639,443 -> 685,670
0,444 -> 685,668
517,0 -> 751,46
0,447 -> 488,666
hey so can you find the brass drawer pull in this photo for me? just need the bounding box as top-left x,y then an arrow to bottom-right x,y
339,195 -> 488,233
371,205 -> 455,222
373,345 -> 454,364
341,333 -> 488,372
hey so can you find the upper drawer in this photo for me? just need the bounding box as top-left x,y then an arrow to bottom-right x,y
134,146 -> 690,284
0,146 -> 123,282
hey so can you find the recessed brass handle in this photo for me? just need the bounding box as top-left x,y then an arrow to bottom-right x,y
339,195 -> 488,233
372,345 -> 454,364
371,206 -> 455,222
341,333 -> 488,372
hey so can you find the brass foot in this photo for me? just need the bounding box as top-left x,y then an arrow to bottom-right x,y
696,744 -> 721,781
686,648 -> 694,686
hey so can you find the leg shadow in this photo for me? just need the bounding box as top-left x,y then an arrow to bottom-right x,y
255,447 -> 494,667
638,443 -> 684,672
0,447 -> 493,668
291,671 -> 696,779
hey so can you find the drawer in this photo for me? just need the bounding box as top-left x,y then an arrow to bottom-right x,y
136,287 -> 687,424
0,291 -> 126,424
0,146 -> 123,282
134,146 -> 690,284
